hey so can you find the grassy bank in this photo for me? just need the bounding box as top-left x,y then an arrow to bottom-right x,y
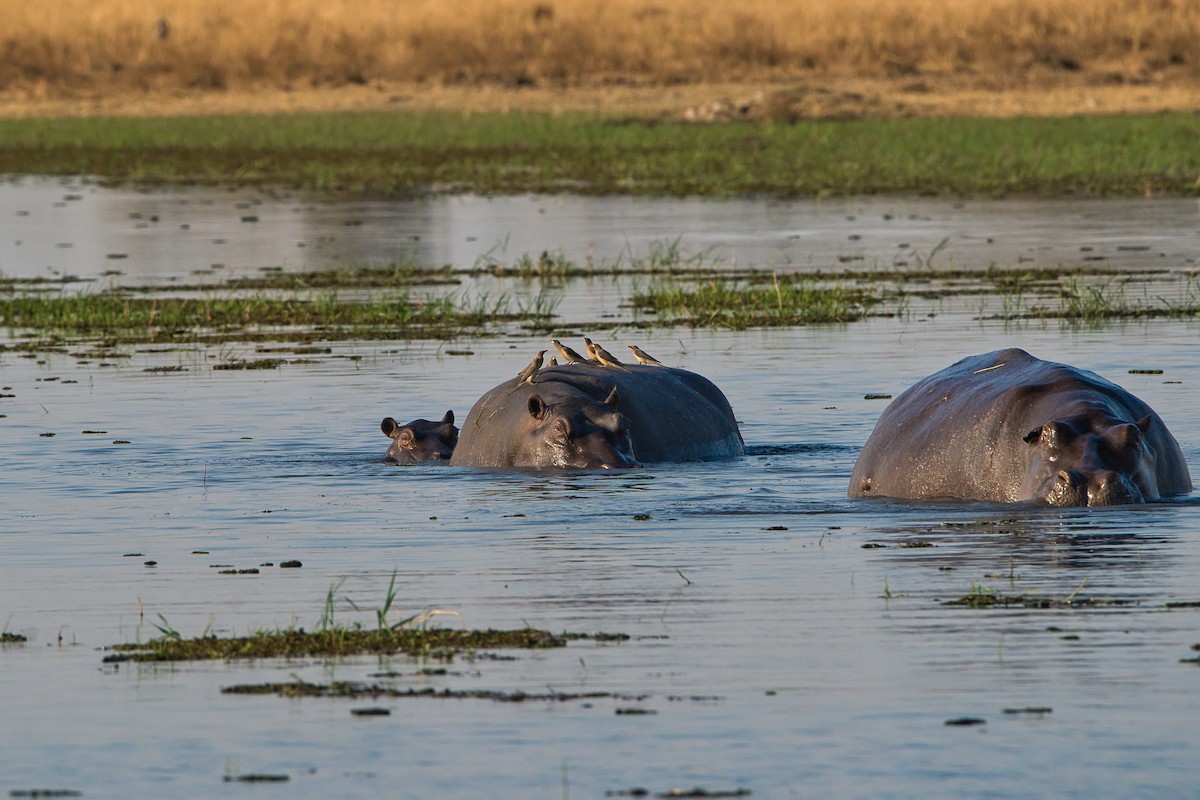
2,111 -> 1200,196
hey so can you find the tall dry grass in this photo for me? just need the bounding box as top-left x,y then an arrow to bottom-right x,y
1,0 -> 1196,95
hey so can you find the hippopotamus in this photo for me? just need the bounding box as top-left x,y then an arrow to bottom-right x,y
450,363 -> 744,469
849,348 -> 1191,505
381,410 -> 458,464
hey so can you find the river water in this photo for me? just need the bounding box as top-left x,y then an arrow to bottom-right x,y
2,181 -> 1199,799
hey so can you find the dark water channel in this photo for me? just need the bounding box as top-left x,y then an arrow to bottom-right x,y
3,180 -> 1200,798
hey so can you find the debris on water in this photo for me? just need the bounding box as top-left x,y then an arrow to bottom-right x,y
861,542 -> 886,549
1,632 -> 29,644
945,717 -> 986,727
280,560 -> 303,568
81,430 -> 108,434
123,553 -> 144,557
224,774 -> 289,783
615,708 -> 657,715
9,790 -> 82,797
762,525 -> 788,530
656,788 -> 752,798
218,568 -> 260,575
1128,368 -> 1164,374
864,394 -> 892,400
113,440 -> 131,444
633,513 -> 651,521
144,561 -> 157,567
1003,707 -> 1052,716
39,432 -> 55,438
350,707 -> 391,716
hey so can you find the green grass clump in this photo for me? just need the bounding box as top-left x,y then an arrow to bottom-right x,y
2,111 -> 1199,197
0,290 -> 551,343
112,626 -> 570,661
632,276 -> 874,327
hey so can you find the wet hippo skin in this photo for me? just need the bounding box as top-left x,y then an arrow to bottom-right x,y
849,348 -> 1192,505
450,363 -> 744,469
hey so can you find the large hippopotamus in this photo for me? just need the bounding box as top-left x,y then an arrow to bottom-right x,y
450,362 -> 744,469
849,348 -> 1191,505
381,410 -> 458,464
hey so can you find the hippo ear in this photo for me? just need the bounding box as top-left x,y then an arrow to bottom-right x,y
1022,426 -> 1042,444
1135,414 -> 1151,434
441,410 -> 455,425
382,417 -> 399,437
1107,421 -> 1143,452
604,386 -> 620,409
528,394 -> 547,420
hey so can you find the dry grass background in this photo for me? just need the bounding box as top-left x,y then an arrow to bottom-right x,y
2,0 -> 1198,117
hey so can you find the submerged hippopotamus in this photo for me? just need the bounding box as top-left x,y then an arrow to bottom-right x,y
849,348 -> 1191,505
450,363 -> 744,469
381,410 -> 458,464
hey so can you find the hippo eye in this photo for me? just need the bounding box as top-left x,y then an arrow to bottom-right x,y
551,418 -> 573,441
398,429 -> 416,447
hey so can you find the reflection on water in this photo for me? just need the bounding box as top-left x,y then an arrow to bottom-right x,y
2,190 -> 1200,797
4,177 -> 1200,286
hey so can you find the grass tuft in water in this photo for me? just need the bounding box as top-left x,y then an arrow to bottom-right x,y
111,625 -> 573,661
0,289 -> 554,343
632,274 -> 874,327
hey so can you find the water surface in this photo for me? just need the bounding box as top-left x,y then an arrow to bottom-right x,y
3,185 -> 1200,799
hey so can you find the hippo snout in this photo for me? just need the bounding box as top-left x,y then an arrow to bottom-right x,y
1087,470 -> 1144,506
1044,469 -> 1142,506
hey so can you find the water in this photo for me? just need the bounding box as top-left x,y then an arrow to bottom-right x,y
4,176 -> 1200,286
3,182 -> 1200,799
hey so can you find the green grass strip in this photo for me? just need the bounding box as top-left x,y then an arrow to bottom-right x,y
2,111 -> 1199,196
0,291 -> 538,341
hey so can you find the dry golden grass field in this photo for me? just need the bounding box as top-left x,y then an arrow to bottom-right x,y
1,0 -> 1197,118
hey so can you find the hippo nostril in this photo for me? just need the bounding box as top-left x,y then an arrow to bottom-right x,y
1088,471 -> 1143,506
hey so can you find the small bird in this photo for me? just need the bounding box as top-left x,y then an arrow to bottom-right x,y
590,340 -> 626,369
549,338 -> 588,364
627,345 -> 663,366
514,350 -> 546,385
547,356 -> 559,367
582,337 -> 603,364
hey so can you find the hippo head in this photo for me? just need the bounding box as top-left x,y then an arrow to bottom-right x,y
381,410 -> 458,465
1020,414 -> 1158,506
524,386 -> 637,469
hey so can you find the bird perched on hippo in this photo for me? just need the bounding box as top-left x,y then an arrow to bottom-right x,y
849,348 -> 1191,506
451,339 -> 741,469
